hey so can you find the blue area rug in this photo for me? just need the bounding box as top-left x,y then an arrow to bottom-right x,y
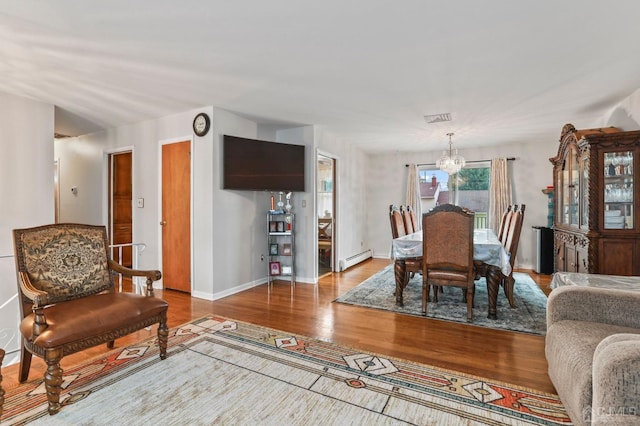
335,265 -> 547,335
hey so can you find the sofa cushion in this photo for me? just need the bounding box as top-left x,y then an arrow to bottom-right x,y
546,320 -> 640,425
20,292 -> 168,348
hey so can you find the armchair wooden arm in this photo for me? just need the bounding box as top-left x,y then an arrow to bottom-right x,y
17,271 -> 50,308
108,259 -> 162,296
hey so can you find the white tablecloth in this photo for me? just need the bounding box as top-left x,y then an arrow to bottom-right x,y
392,228 -> 512,276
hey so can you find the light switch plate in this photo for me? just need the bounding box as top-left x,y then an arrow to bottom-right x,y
137,198 -> 144,208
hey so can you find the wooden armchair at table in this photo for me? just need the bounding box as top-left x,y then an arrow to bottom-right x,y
499,205 -> 517,246
389,205 -> 406,239
401,206 -> 415,234
13,223 -> 169,415
501,204 -> 526,307
497,205 -> 513,242
390,205 -> 422,292
422,204 -> 476,322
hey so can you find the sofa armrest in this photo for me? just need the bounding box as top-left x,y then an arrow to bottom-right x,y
591,334 -> 640,425
547,286 -> 640,329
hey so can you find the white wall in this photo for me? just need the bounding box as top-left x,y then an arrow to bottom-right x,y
315,127 -> 369,270
367,138 -> 559,270
605,87 -> 640,130
55,133 -> 106,224
0,93 -> 54,365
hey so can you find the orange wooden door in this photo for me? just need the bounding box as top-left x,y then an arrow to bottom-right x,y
161,141 -> 191,292
110,152 -> 132,266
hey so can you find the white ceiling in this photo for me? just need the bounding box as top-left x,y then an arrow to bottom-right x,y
2,1 -> 640,152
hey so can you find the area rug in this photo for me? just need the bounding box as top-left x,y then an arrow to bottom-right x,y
334,265 -> 547,335
1,316 -> 568,425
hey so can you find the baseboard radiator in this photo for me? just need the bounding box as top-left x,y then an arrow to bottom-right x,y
339,249 -> 373,271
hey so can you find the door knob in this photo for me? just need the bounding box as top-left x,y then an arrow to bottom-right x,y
160,221 -> 167,226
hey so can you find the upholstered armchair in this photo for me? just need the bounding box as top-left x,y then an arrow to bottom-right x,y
13,223 -> 169,415
546,286 -> 640,425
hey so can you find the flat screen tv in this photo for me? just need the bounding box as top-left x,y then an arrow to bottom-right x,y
223,135 -> 305,192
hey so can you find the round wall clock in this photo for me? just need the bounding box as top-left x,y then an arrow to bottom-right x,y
192,113 -> 211,137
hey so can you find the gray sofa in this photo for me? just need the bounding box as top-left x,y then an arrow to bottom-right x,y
546,285 -> 640,425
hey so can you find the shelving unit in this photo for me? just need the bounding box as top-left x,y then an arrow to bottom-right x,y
550,124 -> 640,275
267,212 -> 295,286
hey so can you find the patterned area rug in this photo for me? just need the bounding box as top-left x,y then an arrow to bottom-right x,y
335,265 -> 547,335
1,316 -> 568,425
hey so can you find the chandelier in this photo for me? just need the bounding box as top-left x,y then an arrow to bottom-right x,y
436,132 -> 465,175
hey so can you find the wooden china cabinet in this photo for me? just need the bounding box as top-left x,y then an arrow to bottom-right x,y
550,123 -> 640,275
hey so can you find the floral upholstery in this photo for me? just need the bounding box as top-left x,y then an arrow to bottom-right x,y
15,224 -> 113,304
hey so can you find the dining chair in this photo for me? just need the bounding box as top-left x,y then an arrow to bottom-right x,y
389,205 -> 406,239
318,218 -> 332,262
401,206 -> 415,234
422,204 -> 476,322
497,205 -> 512,242
407,205 -> 419,232
502,204 -> 526,307
500,205 -> 518,246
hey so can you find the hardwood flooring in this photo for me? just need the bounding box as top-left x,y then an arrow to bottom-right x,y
1,258 -> 557,395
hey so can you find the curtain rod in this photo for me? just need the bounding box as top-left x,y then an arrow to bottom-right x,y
405,157 -> 516,167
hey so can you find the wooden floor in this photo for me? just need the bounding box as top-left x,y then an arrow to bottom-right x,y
2,258 -> 556,395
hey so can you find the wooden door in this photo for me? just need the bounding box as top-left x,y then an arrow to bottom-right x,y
161,141 -> 191,292
110,152 -> 132,266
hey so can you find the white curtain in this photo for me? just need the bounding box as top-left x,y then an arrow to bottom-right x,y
488,158 -> 512,233
406,164 -> 422,230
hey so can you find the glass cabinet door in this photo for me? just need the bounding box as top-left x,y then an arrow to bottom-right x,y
561,158 -> 570,224
603,151 -> 634,230
581,157 -> 589,227
569,147 -> 579,226
556,163 -> 563,225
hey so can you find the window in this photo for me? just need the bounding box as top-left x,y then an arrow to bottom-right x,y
419,162 -> 490,228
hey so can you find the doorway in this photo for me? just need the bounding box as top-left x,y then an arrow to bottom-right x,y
160,140 -> 192,293
108,151 -> 133,267
317,153 -> 336,276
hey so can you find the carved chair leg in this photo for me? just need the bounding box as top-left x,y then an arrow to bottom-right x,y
44,348 -> 64,415
466,286 -> 474,322
19,344 -> 33,383
503,275 -> 516,308
158,316 -> 169,360
421,280 -> 430,315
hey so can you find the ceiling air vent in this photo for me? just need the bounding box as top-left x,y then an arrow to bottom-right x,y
424,113 -> 452,124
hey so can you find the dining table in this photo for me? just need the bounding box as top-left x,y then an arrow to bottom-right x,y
391,228 -> 511,319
